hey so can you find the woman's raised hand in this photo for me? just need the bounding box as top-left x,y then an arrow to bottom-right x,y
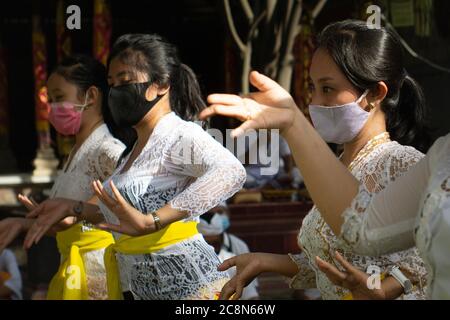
199,71 -> 300,138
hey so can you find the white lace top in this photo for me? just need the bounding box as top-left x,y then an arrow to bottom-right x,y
339,134 -> 450,299
50,124 -> 125,300
289,132 -> 428,300
99,112 -> 246,299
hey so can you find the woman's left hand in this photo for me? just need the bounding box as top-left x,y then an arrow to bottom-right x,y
92,180 -> 155,236
315,251 -> 386,300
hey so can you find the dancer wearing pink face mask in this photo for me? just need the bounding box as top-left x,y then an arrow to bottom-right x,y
0,55 -> 135,300
48,92 -> 91,136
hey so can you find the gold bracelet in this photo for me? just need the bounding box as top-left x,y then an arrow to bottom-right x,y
151,211 -> 163,231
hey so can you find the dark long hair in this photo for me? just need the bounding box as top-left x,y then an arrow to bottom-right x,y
52,54 -> 137,149
108,33 -> 207,127
317,20 -> 431,152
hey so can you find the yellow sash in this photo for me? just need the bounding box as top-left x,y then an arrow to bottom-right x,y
104,221 -> 199,300
47,223 -> 115,300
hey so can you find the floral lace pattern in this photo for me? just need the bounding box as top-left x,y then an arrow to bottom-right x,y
288,253 -> 317,289
127,235 -> 228,300
99,112 -> 245,299
415,149 -> 450,298
50,124 -> 125,300
340,134 -> 450,299
290,133 -> 428,300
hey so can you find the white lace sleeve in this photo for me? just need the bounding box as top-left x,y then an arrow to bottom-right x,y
166,124 -> 246,219
288,253 -> 317,289
338,144 -> 438,256
93,138 -> 126,181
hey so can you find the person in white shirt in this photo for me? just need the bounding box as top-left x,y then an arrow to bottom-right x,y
198,202 -> 259,300
0,249 -> 22,300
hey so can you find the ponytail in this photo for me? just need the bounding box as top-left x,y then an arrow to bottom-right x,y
170,63 -> 208,127
109,34 -> 208,128
383,75 -> 430,153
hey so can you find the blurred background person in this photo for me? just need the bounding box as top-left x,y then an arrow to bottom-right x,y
198,202 -> 259,300
0,249 -> 22,300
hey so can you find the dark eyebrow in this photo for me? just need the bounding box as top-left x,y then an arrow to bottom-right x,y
318,77 -> 334,83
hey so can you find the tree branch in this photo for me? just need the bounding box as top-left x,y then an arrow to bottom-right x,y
239,0 -> 254,23
266,0 -> 277,23
224,0 -> 246,52
277,0 -> 303,88
247,10 -> 267,42
283,0 -> 303,64
312,0 -> 327,19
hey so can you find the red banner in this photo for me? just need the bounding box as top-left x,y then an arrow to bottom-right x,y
56,0 -> 72,62
32,15 -> 51,148
93,0 -> 112,66
56,0 -> 75,159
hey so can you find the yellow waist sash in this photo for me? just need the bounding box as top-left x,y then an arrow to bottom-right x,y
48,223 -> 115,300
104,221 -> 199,300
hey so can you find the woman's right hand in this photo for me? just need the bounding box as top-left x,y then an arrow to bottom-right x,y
217,253 -> 268,300
23,198 -> 78,249
0,218 -> 30,253
199,71 -> 300,138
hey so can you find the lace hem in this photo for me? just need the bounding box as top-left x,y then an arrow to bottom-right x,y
287,253 -> 317,289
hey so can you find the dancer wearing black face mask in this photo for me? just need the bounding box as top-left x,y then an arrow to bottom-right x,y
26,34 -> 246,300
108,81 -> 165,127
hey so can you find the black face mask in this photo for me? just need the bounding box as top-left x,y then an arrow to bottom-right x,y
108,81 -> 165,127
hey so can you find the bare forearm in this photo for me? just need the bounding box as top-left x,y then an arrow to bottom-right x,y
19,218 -> 35,232
381,276 -> 404,300
282,109 -> 360,235
259,253 -> 300,278
146,204 -> 189,231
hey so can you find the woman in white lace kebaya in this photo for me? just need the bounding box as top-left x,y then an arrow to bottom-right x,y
0,55 -> 134,299
202,73 -> 449,300
201,20 -> 432,300
25,35 -> 246,300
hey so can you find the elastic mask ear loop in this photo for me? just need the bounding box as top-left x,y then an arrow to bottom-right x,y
73,94 -> 91,111
356,89 -> 374,111
356,89 -> 370,104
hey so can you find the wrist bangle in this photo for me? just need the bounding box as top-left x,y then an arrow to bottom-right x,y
151,211 -> 163,231
389,266 -> 413,295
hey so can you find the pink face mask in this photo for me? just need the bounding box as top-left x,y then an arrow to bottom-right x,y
48,96 -> 89,136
